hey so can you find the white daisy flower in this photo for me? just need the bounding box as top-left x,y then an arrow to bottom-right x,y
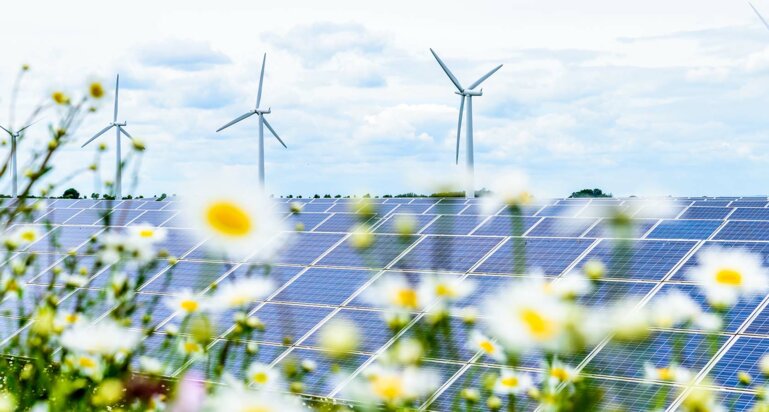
649,289 -> 702,328
643,362 -> 693,384
60,319 -> 140,356
183,182 -> 287,261
126,223 -> 167,245
65,353 -> 104,380
54,311 -> 84,332
8,225 -> 41,246
543,359 -> 578,388
246,362 -> 283,389
417,275 -> 475,310
482,278 -> 579,354
344,364 -> 440,406
686,247 -> 769,308
177,339 -> 206,360
61,273 -> 89,288
208,277 -> 275,310
468,330 -> 505,362
547,272 -> 592,299
480,170 -> 533,214
493,368 -> 534,396
139,356 -> 165,375
164,289 -> 206,314
363,274 -> 420,312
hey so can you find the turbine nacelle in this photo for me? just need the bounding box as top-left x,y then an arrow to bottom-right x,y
456,89 -> 483,97
254,108 -> 272,115
111,121 -> 127,127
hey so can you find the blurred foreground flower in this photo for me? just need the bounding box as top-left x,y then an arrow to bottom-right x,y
686,247 -> 769,308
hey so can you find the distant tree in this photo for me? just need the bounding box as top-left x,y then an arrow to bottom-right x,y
313,194 -> 320,199
62,188 -> 80,199
323,194 -> 332,198
297,195 -> 303,199
287,194 -> 293,199
334,194 -> 342,198
569,188 -> 612,198
430,191 -> 464,198
383,194 -> 393,198
90,193 -> 99,199
125,195 -> 133,199
157,193 -> 167,201
363,193 -> 371,198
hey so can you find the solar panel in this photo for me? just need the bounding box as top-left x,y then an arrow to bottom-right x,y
318,234 -> 419,269
421,215 -> 484,235
646,219 -> 722,240
474,238 -> 593,276
576,239 -> 695,280
715,221 -> 769,240
730,208 -> 769,221
394,235 -> 503,273
679,206 -> 733,220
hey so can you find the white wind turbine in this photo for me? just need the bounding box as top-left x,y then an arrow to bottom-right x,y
0,120 -> 38,197
430,48 -> 502,198
216,53 -> 287,187
751,2 -> 769,31
81,74 -> 134,200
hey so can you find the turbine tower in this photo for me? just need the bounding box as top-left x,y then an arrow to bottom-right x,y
81,74 -> 134,200
430,48 -> 502,198
216,53 -> 287,188
0,121 -> 37,197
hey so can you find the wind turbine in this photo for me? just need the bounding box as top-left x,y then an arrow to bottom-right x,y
750,2 -> 769,31
81,74 -> 134,200
430,48 -> 502,198
216,53 -> 287,188
0,120 -> 37,197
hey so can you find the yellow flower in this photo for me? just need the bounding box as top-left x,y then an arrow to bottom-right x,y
89,82 -> 105,99
51,91 -> 70,105
319,317 -> 360,357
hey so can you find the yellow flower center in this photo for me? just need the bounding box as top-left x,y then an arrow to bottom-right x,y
372,375 -> 404,401
435,283 -> 455,297
658,367 -> 673,381
501,376 -> 519,387
394,288 -> 418,309
180,299 -> 198,312
139,229 -> 154,238
79,356 -> 96,368
715,268 -> 743,286
206,201 -> 252,237
479,340 -> 495,354
550,367 -> 569,381
20,231 -> 36,242
65,313 -> 79,324
520,308 -> 555,339
89,82 -> 105,99
52,91 -> 69,105
252,371 -> 269,384
243,407 -> 270,412
183,342 -> 201,353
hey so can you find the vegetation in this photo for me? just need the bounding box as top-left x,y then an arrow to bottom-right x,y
569,188 -> 612,198
61,188 -> 80,199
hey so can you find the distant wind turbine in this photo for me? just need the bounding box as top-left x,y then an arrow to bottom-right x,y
430,48 -> 502,198
81,74 -> 134,200
216,53 -> 287,188
750,2 -> 769,31
0,120 -> 38,197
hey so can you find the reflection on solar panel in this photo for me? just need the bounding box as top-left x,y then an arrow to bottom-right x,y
16,195 -> 769,409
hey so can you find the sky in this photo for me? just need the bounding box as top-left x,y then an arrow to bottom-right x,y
2,0 -> 769,198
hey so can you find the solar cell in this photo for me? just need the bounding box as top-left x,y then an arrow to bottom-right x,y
526,217 -> 598,237
474,238 -> 593,276
373,214 -> 437,234
34,208 -> 82,224
583,218 -> 658,239
304,308 -> 394,353
421,215 -> 484,235
272,232 -> 345,265
394,235 -> 503,273
249,303 -> 334,345
709,337 -> 769,389
575,239 -> 695,280
646,219 -> 722,240
140,261 -> 233,293
730,208 -> 769,221
651,284 -> 761,332
536,204 -> 580,217
272,267 -> 370,305
472,216 -> 542,236
317,234 -> 419,269
314,213 -> 372,232
679,206 -> 733,220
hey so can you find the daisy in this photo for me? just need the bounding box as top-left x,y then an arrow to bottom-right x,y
177,339 -> 206,360
126,223 -> 167,246
480,170 -> 533,214
493,368 -> 534,396
547,272 -> 592,299
686,247 -> 769,308
468,330 -> 505,362
246,362 -> 283,389
363,274 -> 420,312
138,356 -> 165,375
61,273 -> 89,288
164,289 -> 206,314
61,319 -> 141,356
643,362 -> 693,384
204,383 -> 306,412
543,359 -> 578,388
417,275 -> 475,310
183,183 -> 287,261
482,278 -> 577,354
7,225 -> 41,246
648,289 -> 702,328
346,364 -> 440,406
66,353 -> 103,380
208,277 -> 275,310
319,317 -> 360,357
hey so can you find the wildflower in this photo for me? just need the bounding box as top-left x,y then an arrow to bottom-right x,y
686,247 -> 769,308
0,392 -> 15,412
319,317 -> 360,357
204,382 -> 306,412
184,184 -> 287,260
247,362 -> 283,389
468,330 -> 505,362
66,353 -> 103,380
482,278 -> 580,354
127,223 -> 167,245
139,356 -> 164,375
739,371 -> 753,385
493,369 -> 534,396
481,171 -> 532,214
461,388 -> 480,403
393,214 -> 417,236
51,91 -> 70,105
89,82 -> 105,99
457,306 -> 479,325
364,274 -> 420,312
547,272 -> 592,299
301,359 -> 317,372
391,338 -> 424,365
132,138 -> 146,151
417,275 -> 475,310
208,277 -> 274,310
347,364 -> 440,407
543,359 -> 578,387
61,273 -> 89,288
54,311 -> 83,332
760,354 -> 769,376
289,201 -> 302,213
92,379 -> 123,406
60,319 -> 141,356
583,259 -> 606,280
643,362 -> 693,384
164,289 -> 205,315
177,339 -> 206,360
10,225 -> 41,246
648,289 -> 702,328
487,395 -> 503,410
681,386 -> 725,412
349,223 -> 374,250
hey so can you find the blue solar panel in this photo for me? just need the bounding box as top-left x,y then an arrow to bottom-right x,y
587,331 -> 727,380
730,208 -> 769,221
140,261 -> 231,293
317,234 -> 419,269
578,279 -> 655,307
305,308 -> 393,353
536,204 -> 579,217
693,200 -> 732,207
427,365 -> 538,412
279,348 -> 369,397
283,213 -> 330,231
249,303 -> 333,345
156,229 -> 200,258
374,214 -> 437,234
392,203 -> 433,214
497,203 -> 545,216
709,337 -> 769,389
203,339 -> 288,381
424,203 -> 469,214
679,207 -> 733,220
715,221 -> 769,241
394,236 -> 503,273
138,201 -> 167,210
421,215 -> 483,235
314,214 -> 370,233
650,284 -> 761,332
103,209 -> 146,226
35,208 -> 82,224
526,217 -> 597,237
273,232 -> 344,265
671,241 -> 769,281
298,203 -> 332,213
472,216 -> 542,236
474,238 -> 593,276
646,219 -> 722,240
273,268 -> 370,305
583,218 -> 658,239
731,201 -> 768,207
131,210 -> 176,226
27,226 -> 102,253
576,239 -> 695,280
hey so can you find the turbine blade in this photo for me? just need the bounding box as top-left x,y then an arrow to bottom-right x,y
256,53 -> 266,108
429,48 -> 463,91
113,74 -> 120,122
263,117 -> 287,148
82,124 -> 114,148
750,2 -> 769,32
468,64 -> 503,90
216,111 -> 255,132
0,124 -> 11,136
456,96 -> 465,164
118,126 -> 133,140
17,118 -> 42,134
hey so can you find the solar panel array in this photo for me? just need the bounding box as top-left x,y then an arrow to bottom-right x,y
6,196 -> 769,410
